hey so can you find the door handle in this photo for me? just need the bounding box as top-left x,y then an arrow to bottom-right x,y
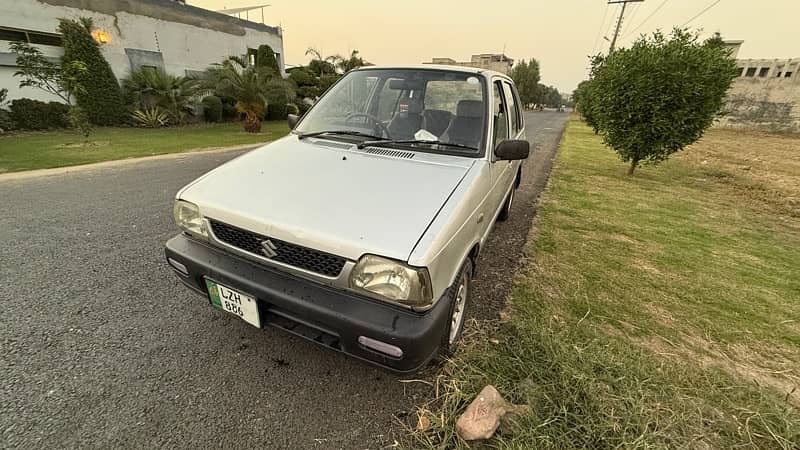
477,213 -> 485,224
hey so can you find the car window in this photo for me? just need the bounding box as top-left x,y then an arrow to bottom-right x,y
295,69 -> 488,157
425,80 -> 483,114
502,82 -> 520,134
491,81 -> 509,149
375,78 -> 404,122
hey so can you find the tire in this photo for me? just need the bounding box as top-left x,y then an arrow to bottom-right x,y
439,258 -> 473,358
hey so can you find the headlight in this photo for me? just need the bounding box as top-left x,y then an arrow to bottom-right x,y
173,200 -> 207,238
350,255 -> 433,307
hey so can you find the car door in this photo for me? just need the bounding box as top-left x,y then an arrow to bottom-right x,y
488,79 -> 513,220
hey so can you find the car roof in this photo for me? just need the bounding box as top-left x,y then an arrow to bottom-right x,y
352,64 -> 513,81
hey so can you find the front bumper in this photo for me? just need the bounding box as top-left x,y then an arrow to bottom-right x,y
164,234 -> 450,373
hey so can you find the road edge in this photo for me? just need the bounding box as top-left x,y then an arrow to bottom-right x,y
0,143 -> 263,182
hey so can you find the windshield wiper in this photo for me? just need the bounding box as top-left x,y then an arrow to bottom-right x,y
357,139 -> 477,151
298,130 -> 387,141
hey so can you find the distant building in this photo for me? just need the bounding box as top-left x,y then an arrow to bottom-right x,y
717,41 -> 800,132
0,0 -> 285,103
425,54 -> 514,74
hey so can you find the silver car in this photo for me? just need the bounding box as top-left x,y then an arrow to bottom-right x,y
165,66 -> 529,372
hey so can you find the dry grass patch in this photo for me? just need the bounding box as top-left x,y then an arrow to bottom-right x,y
405,119 -> 800,448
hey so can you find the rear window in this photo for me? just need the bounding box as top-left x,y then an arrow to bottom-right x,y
424,79 -> 483,113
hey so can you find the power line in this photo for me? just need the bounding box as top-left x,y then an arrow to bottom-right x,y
682,0 -> 722,27
622,3 -> 642,35
624,0 -> 668,38
591,3 -> 611,56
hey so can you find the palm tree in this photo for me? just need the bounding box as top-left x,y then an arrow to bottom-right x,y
206,57 -> 274,133
122,67 -> 199,124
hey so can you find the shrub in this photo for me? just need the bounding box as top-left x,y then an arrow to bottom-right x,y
220,96 -> 238,120
9,98 -> 70,130
122,67 -> 200,124
264,80 -> 293,120
318,74 -> 340,94
132,107 -> 169,128
201,95 -> 223,122
295,100 -> 312,115
59,18 -> 126,125
286,102 -> 299,116
0,109 -> 13,132
255,45 -> 280,74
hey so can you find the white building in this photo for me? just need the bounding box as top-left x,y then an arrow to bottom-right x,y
0,0 -> 285,103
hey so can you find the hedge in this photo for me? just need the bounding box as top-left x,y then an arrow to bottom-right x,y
58,18 -> 127,126
9,99 -> 70,130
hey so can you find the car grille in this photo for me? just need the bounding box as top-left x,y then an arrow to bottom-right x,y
208,219 -> 347,277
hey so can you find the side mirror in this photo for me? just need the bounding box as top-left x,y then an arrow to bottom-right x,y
287,114 -> 300,130
494,140 -> 530,160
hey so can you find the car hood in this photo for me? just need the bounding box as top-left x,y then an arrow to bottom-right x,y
179,135 -> 474,262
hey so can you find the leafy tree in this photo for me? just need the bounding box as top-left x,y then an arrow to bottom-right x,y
122,67 -> 200,124
587,28 -> 737,174
9,41 -> 87,105
59,17 -> 127,125
509,58 -> 540,107
573,80 -> 598,128
255,44 -> 280,75
537,84 -> 562,107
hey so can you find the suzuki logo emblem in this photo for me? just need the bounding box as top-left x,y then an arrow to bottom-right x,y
260,239 -> 278,258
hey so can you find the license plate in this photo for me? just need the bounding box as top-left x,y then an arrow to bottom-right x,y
205,279 -> 261,328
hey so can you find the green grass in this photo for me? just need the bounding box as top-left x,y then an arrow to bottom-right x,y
407,119 -> 800,448
0,121 -> 289,173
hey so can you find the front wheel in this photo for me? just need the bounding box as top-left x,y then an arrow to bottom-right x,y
439,258 -> 473,357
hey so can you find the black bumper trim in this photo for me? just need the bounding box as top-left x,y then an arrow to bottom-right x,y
165,234 -> 449,373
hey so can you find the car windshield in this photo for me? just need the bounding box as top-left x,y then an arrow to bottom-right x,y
295,68 -> 488,155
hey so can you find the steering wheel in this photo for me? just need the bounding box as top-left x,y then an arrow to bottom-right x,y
344,113 -> 391,139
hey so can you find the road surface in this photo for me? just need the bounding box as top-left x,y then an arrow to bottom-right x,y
0,111 -> 569,449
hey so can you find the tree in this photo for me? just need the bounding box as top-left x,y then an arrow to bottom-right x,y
9,41 -> 87,105
509,59 -> 540,107
59,17 -> 127,125
207,57 -> 281,133
586,28 -> 737,175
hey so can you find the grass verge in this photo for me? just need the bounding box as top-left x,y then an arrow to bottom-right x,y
0,121 -> 288,173
407,118 -> 800,448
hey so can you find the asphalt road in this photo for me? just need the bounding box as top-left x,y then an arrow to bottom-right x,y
0,111 -> 569,449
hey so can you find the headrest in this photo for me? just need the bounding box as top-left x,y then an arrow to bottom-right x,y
457,100 -> 484,118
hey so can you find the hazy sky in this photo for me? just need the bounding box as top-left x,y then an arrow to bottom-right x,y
189,0 -> 799,93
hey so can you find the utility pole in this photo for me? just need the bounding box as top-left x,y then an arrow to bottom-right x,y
608,0 -> 644,53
